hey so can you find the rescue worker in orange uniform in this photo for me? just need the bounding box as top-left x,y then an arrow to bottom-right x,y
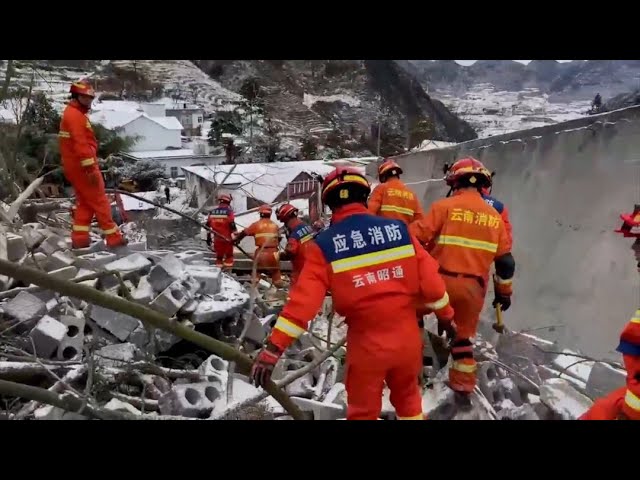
233,205 -> 284,288
206,193 -> 237,270
410,157 -> 515,395
59,80 -> 126,249
250,167 -> 456,420
275,203 -> 314,287
580,206 -> 640,420
368,159 -> 424,225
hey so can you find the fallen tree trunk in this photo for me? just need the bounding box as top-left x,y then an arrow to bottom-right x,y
0,258 -> 305,420
0,361 -> 74,383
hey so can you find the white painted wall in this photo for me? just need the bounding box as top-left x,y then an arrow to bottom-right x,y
123,116 -> 181,151
184,172 -> 248,213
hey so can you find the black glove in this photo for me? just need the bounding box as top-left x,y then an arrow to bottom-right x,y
492,294 -> 511,312
206,232 -> 212,246
437,318 -> 457,342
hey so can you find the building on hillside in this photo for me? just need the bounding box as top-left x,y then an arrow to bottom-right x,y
165,102 -> 205,137
121,150 -> 226,178
181,161 -> 338,214
90,102 -> 183,152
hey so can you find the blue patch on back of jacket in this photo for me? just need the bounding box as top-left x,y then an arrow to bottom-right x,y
290,223 -> 314,241
482,194 -> 504,214
315,214 -> 411,263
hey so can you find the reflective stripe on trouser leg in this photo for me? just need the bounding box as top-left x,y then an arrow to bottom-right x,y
76,173 -> 121,242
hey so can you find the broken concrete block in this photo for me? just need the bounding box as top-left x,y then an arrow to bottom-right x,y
285,372 -> 315,399
180,274 -> 201,297
104,398 -> 141,415
540,378 -> 593,420
77,251 -> 117,268
126,242 -> 147,252
243,315 -> 271,345
45,298 -> 59,313
21,252 -> 47,269
497,403 -> 539,420
96,343 -> 142,368
6,233 -> 27,262
324,382 -> 347,408
128,325 -> 150,350
34,405 -> 89,420
48,266 -> 78,281
149,280 -> 189,316
29,315 -> 67,358
585,362 -> 627,400
185,265 -> 221,294
37,234 -> 67,256
46,250 -> 76,272
31,288 -> 57,304
140,250 -> 173,263
131,275 -> 154,305
198,355 -> 229,386
158,381 -> 225,418
291,397 -> 345,420
57,336 -> 83,361
90,305 -> 140,342
104,253 -> 152,279
180,299 -> 198,314
175,250 -> 205,264
148,253 -> 185,293
4,291 -> 46,332
496,332 -> 557,366
21,225 -> 46,250
190,301 -> 225,324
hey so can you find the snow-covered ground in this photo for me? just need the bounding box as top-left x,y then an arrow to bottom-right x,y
435,84 -> 592,138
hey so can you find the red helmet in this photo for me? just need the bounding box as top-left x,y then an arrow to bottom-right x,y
276,203 -> 298,222
70,80 -> 96,98
217,193 -> 232,204
616,318 -> 640,420
444,157 -> 492,188
614,205 -> 640,238
321,167 -> 371,205
378,159 -> 403,181
258,205 -> 272,217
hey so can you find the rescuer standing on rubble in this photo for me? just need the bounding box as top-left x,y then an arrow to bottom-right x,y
579,207 -> 640,420
275,203 -> 314,287
233,205 -> 284,288
410,157 -> 515,396
250,167 -> 456,420
59,80 -> 127,249
206,193 -> 237,271
368,159 -> 424,225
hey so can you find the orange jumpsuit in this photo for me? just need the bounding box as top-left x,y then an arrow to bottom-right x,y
581,309 -> 640,420
368,177 -> 424,225
59,100 -> 123,248
281,218 -> 315,287
240,218 -> 283,287
207,203 -> 236,269
267,203 -> 454,420
410,189 -> 513,393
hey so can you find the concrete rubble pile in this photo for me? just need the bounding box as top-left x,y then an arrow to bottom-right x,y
0,220 -> 623,420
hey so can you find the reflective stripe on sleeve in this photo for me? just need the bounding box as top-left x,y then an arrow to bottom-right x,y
425,292 -> 450,310
102,227 -> 118,235
625,389 -> 640,412
80,158 -> 95,167
436,235 -> 498,253
273,316 -> 306,339
380,205 -> 414,216
331,244 -> 415,273
255,233 -> 278,238
494,275 -> 513,286
58,131 -> 70,138
631,309 -> 640,324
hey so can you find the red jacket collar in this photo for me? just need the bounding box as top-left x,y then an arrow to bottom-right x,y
330,203 -> 369,223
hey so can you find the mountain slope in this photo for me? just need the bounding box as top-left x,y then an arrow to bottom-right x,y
194,59 -> 477,146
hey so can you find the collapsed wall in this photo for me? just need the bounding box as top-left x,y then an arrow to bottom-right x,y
369,106 -> 640,361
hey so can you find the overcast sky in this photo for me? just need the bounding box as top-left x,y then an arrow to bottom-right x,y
454,60 -> 576,65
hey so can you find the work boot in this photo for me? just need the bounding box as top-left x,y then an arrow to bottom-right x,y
71,239 -> 91,249
106,236 -> 128,250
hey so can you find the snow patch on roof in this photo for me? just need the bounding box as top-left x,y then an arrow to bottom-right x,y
182,161 -> 336,204
90,110 -> 142,129
151,116 -> 183,130
92,100 -> 143,113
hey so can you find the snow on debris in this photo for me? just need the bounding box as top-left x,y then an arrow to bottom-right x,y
552,349 -> 594,383
303,93 -> 361,108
